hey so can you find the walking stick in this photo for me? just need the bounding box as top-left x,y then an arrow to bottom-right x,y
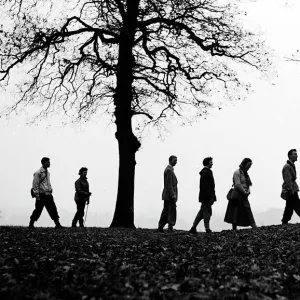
84,202 -> 89,226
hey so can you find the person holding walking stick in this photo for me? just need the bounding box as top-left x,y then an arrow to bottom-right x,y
72,167 -> 92,228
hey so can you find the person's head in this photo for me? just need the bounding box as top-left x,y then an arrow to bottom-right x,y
41,157 -> 50,169
240,158 -> 252,171
169,155 -> 177,167
288,149 -> 298,163
203,157 -> 213,169
79,167 -> 88,178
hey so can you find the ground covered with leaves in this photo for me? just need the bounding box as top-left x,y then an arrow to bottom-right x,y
1,225 -> 300,300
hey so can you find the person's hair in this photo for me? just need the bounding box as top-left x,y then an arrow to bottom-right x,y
41,157 -> 50,164
239,158 -> 253,187
169,155 -> 177,163
240,158 -> 252,168
203,157 -> 213,166
79,167 -> 88,175
288,149 -> 297,158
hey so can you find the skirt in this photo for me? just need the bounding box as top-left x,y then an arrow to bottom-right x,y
224,191 -> 255,226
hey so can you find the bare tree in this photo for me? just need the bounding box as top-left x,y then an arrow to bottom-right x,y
0,0 -> 270,227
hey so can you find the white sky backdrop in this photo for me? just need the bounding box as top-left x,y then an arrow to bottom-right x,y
1,0 -> 300,231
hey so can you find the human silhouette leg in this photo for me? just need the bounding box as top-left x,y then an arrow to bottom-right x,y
203,203 -> 212,233
29,198 -> 45,228
43,194 -> 62,228
189,205 -> 204,233
78,201 -> 86,227
167,200 -> 177,230
282,194 -> 295,224
158,201 -> 169,230
292,193 -> 300,218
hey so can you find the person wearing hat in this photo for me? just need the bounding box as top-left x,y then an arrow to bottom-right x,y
72,167 -> 92,228
29,157 -> 63,229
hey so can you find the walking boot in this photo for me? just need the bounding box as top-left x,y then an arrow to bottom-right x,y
188,226 -> 197,234
157,226 -> 164,233
28,219 -> 35,229
204,222 -> 212,233
251,223 -> 258,229
54,220 -> 64,229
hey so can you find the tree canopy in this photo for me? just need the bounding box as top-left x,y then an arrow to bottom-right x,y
0,0 -> 270,129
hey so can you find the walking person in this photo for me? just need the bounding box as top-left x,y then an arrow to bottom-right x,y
72,167 -> 92,228
189,157 -> 216,234
29,157 -> 63,229
281,149 -> 300,224
158,155 -> 178,232
224,158 -> 257,230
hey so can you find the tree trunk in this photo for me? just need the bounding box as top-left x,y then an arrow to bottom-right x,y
110,0 -> 141,228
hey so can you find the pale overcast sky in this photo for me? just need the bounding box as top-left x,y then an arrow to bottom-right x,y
1,0 -> 300,231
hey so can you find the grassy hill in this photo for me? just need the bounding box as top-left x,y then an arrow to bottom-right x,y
1,224 -> 300,299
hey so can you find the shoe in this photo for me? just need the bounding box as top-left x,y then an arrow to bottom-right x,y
205,228 -> 212,233
71,224 -> 77,228
251,223 -> 258,229
168,226 -> 174,232
28,220 -> 35,229
55,223 -> 64,229
188,227 -> 197,234
157,227 -> 164,233
282,221 -> 288,225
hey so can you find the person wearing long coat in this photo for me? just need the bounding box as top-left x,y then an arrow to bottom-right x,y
72,167 -> 91,228
281,149 -> 300,224
224,158 -> 257,230
158,155 -> 178,232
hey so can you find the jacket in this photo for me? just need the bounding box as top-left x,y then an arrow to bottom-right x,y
32,167 -> 52,196
198,167 -> 216,203
74,177 -> 90,201
233,169 -> 250,195
282,161 -> 299,194
162,165 -> 178,201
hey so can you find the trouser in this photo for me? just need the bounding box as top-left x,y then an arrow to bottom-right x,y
158,200 -> 177,228
72,200 -> 86,225
192,202 -> 212,229
282,192 -> 300,223
30,194 -> 59,222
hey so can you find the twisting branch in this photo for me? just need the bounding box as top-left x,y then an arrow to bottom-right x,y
0,0 -> 270,129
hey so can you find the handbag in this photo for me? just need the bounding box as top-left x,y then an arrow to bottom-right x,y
226,179 -> 239,204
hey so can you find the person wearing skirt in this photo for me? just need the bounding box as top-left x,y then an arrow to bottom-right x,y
224,158 -> 257,230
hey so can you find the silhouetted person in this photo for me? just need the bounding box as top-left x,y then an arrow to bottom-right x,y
224,158 -> 257,230
29,157 -> 63,229
158,155 -> 178,232
189,157 -> 216,234
72,167 -> 91,228
281,149 -> 300,224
